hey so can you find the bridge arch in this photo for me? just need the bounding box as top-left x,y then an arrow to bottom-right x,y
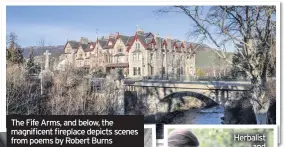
158,91 -> 219,113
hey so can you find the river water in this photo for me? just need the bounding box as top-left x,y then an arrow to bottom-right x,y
153,105 -> 267,139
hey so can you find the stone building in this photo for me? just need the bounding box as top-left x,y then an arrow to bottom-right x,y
127,29 -> 201,80
60,28 -> 205,80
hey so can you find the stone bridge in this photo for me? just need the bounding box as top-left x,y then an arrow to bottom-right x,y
124,80 -> 252,115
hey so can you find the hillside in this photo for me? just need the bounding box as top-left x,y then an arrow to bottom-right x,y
195,50 -> 234,68
21,45 -> 65,59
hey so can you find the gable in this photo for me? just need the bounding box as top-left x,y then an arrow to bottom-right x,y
64,43 -> 72,53
129,40 -> 145,53
114,38 -> 126,50
127,34 -> 148,52
77,46 -> 84,54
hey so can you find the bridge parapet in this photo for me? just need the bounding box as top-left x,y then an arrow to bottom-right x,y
124,80 -> 252,91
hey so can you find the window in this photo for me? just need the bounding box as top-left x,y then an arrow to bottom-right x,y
162,67 -> 165,75
150,66 -> 154,75
133,53 -> 141,61
133,67 -> 141,76
133,67 -> 136,75
150,53 -> 154,61
138,53 -> 140,60
118,48 -> 122,52
119,57 -> 124,63
138,67 -> 141,75
136,43 -> 140,50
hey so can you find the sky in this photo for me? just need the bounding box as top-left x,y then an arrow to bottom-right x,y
6,6 -> 201,47
6,6 -> 230,50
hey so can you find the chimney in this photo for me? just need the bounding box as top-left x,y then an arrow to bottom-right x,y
166,36 -> 171,40
136,28 -> 144,35
182,40 -> 186,49
80,37 -> 88,44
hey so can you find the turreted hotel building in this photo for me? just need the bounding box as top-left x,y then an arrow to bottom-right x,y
59,28 -> 209,80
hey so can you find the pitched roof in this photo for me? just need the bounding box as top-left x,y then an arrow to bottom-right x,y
84,42 -> 96,52
81,44 -> 88,50
137,35 -> 147,45
66,41 -> 80,49
145,38 -> 153,44
126,36 -> 135,46
142,32 -> 154,38
109,37 -> 116,44
119,35 -> 130,45
98,39 -> 108,48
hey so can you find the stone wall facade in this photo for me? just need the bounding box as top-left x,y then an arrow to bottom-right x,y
59,29 -> 202,79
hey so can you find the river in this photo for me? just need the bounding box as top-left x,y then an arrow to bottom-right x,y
151,105 -> 267,139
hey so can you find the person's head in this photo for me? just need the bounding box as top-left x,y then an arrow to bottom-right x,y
168,129 -> 199,147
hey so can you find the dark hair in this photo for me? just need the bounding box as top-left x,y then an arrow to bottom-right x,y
168,129 -> 199,147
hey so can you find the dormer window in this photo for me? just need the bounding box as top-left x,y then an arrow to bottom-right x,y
118,48 -> 122,52
90,45 -> 93,49
136,43 -> 140,50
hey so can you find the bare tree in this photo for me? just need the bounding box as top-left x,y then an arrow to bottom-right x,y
38,37 -> 47,65
6,64 -> 41,115
158,6 -> 276,111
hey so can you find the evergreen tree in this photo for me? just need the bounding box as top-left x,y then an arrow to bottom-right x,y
7,32 -> 23,64
26,47 -> 36,74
